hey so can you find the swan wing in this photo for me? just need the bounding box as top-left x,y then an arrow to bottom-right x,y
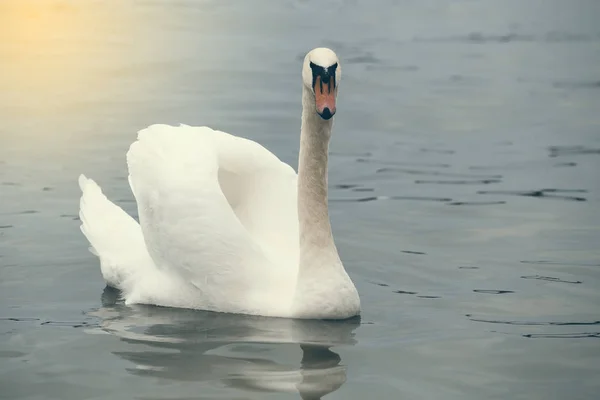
125,124 -> 299,315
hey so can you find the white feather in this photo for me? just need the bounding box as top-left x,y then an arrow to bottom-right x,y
78,174 -> 153,288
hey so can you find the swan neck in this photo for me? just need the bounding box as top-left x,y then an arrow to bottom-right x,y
297,85 -> 338,262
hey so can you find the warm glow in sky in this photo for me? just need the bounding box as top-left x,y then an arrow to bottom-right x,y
0,1 -> 139,110
0,0 -> 178,156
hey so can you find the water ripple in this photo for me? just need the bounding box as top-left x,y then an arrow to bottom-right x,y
415,179 -> 501,185
473,290 -> 515,295
478,189 -> 587,202
393,290 -> 417,295
377,168 -> 501,179
553,162 -> 577,167
369,282 -> 389,287
448,201 -> 506,206
356,158 -> 450,168
521,260 -> 600,267
333,184 -> 360,190
41,321 -> 95,328
1,317 -> 99,329
549,145 -> 600,157
552,81 -> 600,90
0,317 -> 41,322
523,332 -> 600,339
520,275 -> 582,284
414,31 -> 600,44
466,315 -> 600,326
345,53 -> 381,65
419,148 -> 455,155
331,196 -> 452,203
60,214 -> 80,220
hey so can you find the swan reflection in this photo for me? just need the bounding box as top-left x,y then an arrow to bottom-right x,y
87,287 -> 360,399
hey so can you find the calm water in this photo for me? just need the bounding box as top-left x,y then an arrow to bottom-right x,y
1,0 -> 600,399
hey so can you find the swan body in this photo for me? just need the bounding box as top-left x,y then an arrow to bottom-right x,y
78,48 -> 360,319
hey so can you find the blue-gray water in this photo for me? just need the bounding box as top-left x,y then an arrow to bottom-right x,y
1,0 -> 600,399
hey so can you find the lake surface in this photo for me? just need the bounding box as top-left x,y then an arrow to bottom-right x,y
1,0 -> 599,399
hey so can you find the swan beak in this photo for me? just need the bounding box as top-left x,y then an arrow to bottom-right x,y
314,75 -> 336,120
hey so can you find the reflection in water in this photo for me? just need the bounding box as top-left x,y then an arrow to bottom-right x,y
88,287 -> 359,399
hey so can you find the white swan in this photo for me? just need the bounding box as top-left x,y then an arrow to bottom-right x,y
78,47 -> 360,320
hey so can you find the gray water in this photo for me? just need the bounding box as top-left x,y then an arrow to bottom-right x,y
1,0 -> 600,399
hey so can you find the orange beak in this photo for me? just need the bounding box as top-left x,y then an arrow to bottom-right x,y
314,75 -> 336,120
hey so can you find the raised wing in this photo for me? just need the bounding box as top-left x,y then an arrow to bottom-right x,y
125,124 -> 298,314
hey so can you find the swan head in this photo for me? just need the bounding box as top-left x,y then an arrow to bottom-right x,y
302,48 -> 341,121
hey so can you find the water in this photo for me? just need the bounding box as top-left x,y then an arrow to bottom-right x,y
1,0 -> 599,398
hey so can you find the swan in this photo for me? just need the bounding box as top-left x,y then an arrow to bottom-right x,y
78,47 -> 360,320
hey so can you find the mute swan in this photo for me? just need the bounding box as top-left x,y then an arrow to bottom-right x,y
78,47 -> 360,320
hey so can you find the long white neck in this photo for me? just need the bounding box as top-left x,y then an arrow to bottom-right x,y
291,81 -> 360,319
297,85 -> 341,270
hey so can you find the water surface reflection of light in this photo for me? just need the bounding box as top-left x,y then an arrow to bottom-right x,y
0,0 -> 220,157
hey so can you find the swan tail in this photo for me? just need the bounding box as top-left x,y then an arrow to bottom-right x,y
78,174 -> 151,289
